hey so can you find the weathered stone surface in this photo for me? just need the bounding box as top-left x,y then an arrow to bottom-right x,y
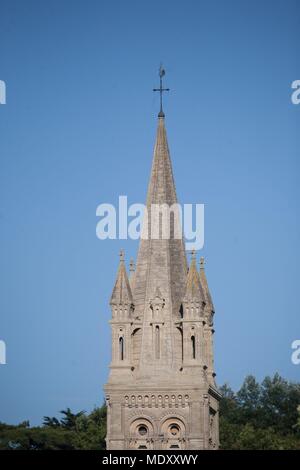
104,116 -> 220,450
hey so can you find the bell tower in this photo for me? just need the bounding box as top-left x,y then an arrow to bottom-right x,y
104,68 -> 220,450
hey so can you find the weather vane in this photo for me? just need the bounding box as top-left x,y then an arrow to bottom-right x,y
153,64 -> 169,117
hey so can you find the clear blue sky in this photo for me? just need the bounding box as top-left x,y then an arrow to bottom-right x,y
0,0 -> 299,425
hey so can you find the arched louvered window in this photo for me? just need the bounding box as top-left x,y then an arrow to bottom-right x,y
191,335 -> 196,359
155,325 -> 160,359
119,336 -> 124,361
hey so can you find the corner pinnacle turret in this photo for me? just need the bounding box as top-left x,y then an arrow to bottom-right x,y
110,250 -> 133,306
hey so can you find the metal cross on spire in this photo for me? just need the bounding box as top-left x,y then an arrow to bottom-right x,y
153,64 -> 169,117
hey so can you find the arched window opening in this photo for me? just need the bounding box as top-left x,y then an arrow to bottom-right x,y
191,335 -> 196,359
169,424 -> 180,436
119,336 -> 124,361
138,425 -> 148,436
179,304 -> 183,319
180,328 -> 183,362
155,325 -> 160,359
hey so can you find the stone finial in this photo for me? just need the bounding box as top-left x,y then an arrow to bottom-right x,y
129,258 -> 135,273
119,249 -> 125,262
150,287 -> 165,312
187,249 -> 197,261
200,256 -> 206,270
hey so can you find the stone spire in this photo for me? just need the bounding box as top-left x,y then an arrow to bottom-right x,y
184,252 -> 206,303
133,115 -> 188,318
110,250 -> 133,306
104,75 -> 221,450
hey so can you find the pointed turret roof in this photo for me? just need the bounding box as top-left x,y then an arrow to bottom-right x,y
199,257 -> 215,312
184,253 -> 206,302
133,116 -> 188,317
110,250 -> 133,305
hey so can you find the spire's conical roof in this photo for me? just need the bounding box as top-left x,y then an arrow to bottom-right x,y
185,255 -> 206,301
110,252 -> 133,305
133,116 -> 188,317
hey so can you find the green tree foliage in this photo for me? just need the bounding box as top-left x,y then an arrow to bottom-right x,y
294,405 -> 300,432
0,404 -> 106,450
220,374 -> 300,449
0,374 -> 299,450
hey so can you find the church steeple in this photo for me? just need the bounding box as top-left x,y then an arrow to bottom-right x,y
104,70 -> 220,450
133,113 -> 188,320
131,112 -> 188,371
